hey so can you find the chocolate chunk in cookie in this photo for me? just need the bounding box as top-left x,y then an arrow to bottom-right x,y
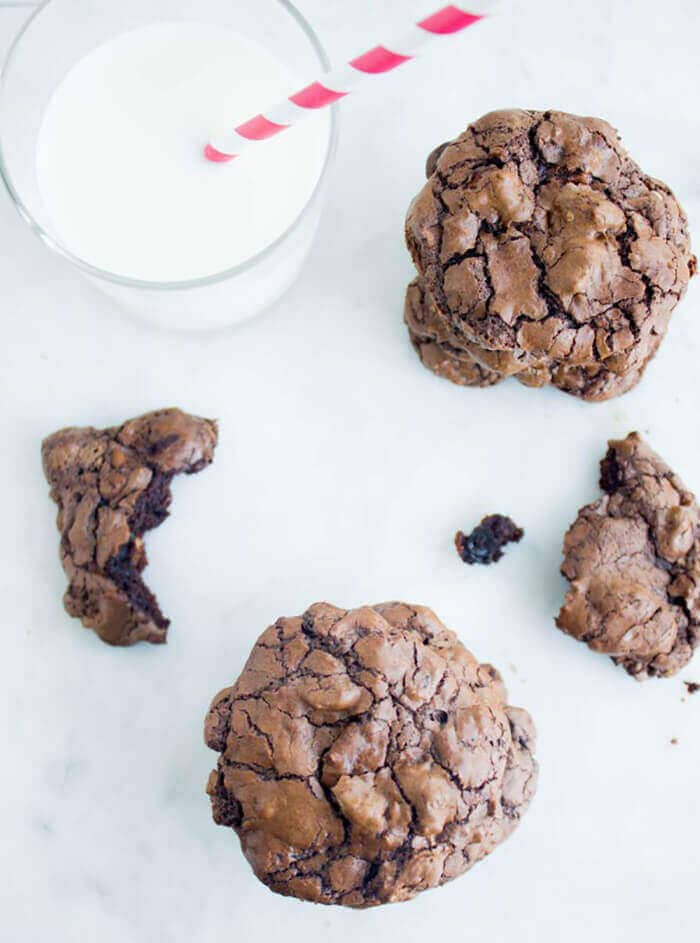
557,433 -> 700,678
405,110 -> 696,402
456,515 -> 524,565
205,602 -> 537,907
42,408 -> 218,646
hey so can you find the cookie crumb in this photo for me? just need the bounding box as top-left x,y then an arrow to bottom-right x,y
455,515 -> 524,565
684,681 -> 700,695
671,738 -> 679,745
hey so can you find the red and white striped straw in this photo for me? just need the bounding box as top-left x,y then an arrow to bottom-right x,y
205,5 -> 490,163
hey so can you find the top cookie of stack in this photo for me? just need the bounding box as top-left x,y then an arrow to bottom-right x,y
405,109 -> 696,401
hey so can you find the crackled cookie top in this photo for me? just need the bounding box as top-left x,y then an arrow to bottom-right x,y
406,110 -> 695,401
42,408 -> 218,646
205,602 -> 537,907
557,433 -> 700,678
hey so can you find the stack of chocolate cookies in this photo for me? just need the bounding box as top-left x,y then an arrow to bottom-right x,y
404,109 -> 695,402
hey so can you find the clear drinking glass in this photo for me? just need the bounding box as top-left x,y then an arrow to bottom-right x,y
0,0 -> 338,331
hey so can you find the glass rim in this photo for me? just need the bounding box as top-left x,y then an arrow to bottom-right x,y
0,0 -> 339,291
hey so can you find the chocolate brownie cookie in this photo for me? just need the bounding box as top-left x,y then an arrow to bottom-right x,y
205,602 -> 537,907
557,433 -> 700,678
405,110 -> 696,401
42,408 -> 218,646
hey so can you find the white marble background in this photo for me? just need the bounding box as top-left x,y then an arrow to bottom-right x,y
1,1 -> 699,940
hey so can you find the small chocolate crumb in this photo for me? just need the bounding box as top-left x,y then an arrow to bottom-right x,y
684,681 -> 700,695
670,738 -> 679,745
455,514 -> 524,566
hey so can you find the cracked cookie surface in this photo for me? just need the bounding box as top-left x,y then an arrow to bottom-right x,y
557,433 -> 700,678
205,601 -> 537,907
405,110 -> 695,401
42,408 -> 218,646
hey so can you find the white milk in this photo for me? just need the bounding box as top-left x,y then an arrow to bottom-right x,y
36,22 -> 331,284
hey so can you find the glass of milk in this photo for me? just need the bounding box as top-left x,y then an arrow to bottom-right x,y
0,0 -> 337,331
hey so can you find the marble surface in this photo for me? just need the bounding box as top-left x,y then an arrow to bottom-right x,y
1,1 -> 699,940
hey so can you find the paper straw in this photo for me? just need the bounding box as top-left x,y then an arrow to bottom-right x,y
205,5 -> 491,163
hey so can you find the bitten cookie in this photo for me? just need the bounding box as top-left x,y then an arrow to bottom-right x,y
405,110 -> 696,401
557,433 -> 700,678
42,408 -> 218,646
205,602 -> 537,907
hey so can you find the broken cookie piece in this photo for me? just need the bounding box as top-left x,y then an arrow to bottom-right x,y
42,408 -> 218,646
455,514 -> 524,565
205,601 -> 537,907
557,433 -> 700,679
